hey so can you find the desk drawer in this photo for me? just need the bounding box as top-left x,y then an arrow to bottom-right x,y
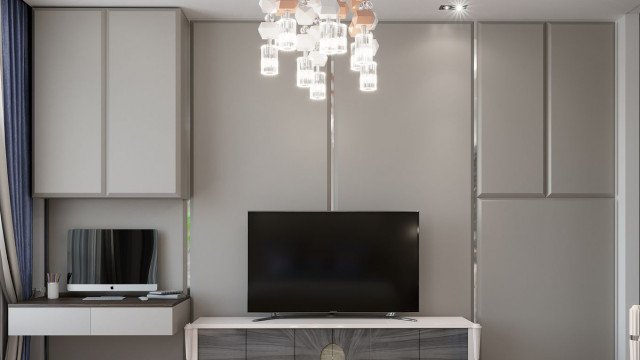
8,307 -> 91,335
91,307 -> 174,335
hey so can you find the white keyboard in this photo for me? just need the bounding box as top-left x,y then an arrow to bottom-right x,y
83,296 -> 125,301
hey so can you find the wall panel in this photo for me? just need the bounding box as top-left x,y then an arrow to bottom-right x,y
477,199 -> 614,360
333,23 -> 473,317
191,22 -> 328,317
547,23 -> 615,196
478,22 -> 544,197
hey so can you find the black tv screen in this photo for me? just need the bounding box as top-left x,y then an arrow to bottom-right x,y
248,212 -> 419,313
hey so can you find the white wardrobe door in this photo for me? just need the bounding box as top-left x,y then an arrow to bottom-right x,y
107,10 -> 178,195
34,10 -> 104,196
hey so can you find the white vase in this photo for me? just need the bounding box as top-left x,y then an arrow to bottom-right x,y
47,282 -> 59,300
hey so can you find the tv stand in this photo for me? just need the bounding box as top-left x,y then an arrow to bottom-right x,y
252,312 -> 417,322
185,316 -> 481,360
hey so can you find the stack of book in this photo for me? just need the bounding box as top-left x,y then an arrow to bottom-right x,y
146,290 -> 185,299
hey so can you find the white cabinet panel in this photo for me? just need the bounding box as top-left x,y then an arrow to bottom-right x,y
478,23 -> 544,197
107,10 -> 181,196
8,308 -> 91,336
33,10 -> 104,196
34,8 -> 189,198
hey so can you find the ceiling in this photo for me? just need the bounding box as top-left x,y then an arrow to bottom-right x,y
23,0 -> 640,21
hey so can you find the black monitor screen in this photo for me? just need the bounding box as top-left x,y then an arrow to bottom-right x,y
67,229 -> 158,285
248,212 -> 419,313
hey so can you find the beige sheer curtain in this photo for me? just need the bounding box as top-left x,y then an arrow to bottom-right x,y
0,4 -> 25,359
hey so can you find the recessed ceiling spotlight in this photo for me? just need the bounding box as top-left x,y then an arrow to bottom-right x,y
439,4 -> 468,11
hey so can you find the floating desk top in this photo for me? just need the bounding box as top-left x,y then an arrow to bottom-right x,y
9,295 -> 189,308
188,316 -> 480,329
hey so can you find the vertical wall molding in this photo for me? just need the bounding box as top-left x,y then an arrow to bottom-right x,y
472,21 -> 478,322
615,13 -> 640,360
327,58 -> 335,212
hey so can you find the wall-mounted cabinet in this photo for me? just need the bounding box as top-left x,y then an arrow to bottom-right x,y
33,8 -> 190,198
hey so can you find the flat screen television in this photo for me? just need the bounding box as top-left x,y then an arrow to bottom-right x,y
248,212 -> 419,313
67,229 -> 158,292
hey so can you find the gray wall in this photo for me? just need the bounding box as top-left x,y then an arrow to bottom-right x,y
39,20 -> 616,360
46,198 -> 187,360
333,23 -> 473,317
476,22 -> 615,360
190,22 -> 329,317
191,21 -> 473,318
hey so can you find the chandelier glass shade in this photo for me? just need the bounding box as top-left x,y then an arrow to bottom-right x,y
310,68 -> 327,100
258,0 -> 380,100
359,61 -> 377,92
296,55 -> 314,88
260,43 -> 279,76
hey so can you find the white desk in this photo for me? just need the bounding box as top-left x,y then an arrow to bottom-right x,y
9,296 -> 190,336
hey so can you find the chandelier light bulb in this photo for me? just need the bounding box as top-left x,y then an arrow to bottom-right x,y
276,12 -> 297,52
260,43 -> 279,76
350,42 -> 360,71
310,67 -> 327,100
354,32 -> 374,66
336,22 -> 348,55
359,61 -> 377,92
296,55 -> 314,88
319,19 -> 340,55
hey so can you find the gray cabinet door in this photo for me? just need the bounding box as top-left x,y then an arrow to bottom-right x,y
333,329 -> 369,360
370,329 -> 419,360
247,329 -> 294,360
106,9 -> 182,196
478,23 -> 544,197
33,9 -> 104,196
547,23 -> 615,196
199,329 -> 246,360
295,329 -> 332,360
419,329 -> 467,360
477,199 -> 614,360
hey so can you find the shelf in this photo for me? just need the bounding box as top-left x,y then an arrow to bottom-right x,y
9,296 -> 188,307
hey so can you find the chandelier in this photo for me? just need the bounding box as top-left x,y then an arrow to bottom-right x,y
258,0 -> 379,100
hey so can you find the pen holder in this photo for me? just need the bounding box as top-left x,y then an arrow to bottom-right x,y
47,282 -> 59,300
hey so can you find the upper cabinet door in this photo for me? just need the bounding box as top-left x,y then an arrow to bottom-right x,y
107,10 -> 185,197
547,23 -> 615,197
478,23 -> 544,197
34,10 -> 105,196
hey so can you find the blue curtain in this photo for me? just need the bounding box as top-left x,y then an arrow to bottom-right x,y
1,0 -> 32,359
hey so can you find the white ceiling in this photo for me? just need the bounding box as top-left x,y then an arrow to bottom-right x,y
23,0 -> 640,21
